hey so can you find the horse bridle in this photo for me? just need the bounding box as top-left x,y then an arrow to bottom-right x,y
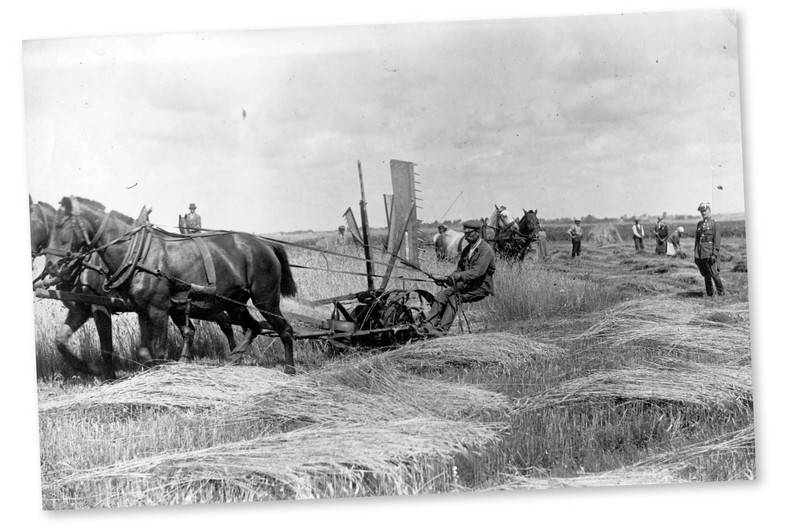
43,197 -> 115,283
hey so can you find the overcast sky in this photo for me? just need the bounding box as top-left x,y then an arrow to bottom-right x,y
23,10 -> 743,233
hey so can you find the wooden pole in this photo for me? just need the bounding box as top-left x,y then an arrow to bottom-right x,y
357,160 -> 375,291
378,201 -> 415,292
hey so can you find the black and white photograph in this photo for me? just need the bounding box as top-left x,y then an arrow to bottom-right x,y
4,1 -> 786,527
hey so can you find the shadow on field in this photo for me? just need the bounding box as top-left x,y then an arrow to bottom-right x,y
676,291 -> 709,299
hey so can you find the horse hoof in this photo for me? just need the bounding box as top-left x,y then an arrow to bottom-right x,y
284,365 -> 296,376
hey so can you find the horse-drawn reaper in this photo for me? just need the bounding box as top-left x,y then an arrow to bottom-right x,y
35,191 -> 438,377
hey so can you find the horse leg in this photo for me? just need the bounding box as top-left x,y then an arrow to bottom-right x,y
55,308 -> 101,376
137,308 -> 169,367
168,312 -> 195,362
254,298 -> 296,375
226,316 -> 260,364
91,304 -> 116,380
218,322 -> 238,352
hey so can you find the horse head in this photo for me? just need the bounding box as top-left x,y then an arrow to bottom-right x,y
44,197 -> 127,284
520,209 -> 540,236
29,199 -> 56,261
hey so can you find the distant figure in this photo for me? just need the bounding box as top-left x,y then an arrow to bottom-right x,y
653,217 -> 669,255
667,226 -> 686,258
694,203 -> 724,296
434,224 -> 448,259
632,219 -> 645,251
536,226 -> 548,260
433,225 -> 466,261
567,218 -> 583,258
421,219 -> 495,336
179,203 -> 202,234
337,225 -> 346,245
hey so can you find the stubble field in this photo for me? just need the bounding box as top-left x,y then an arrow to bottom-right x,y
32,221 -> 753,509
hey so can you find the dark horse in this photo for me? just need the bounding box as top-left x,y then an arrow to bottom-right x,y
43,197 -> 298,374
30,196 -> 57,263
32,198 -> 242,379
483,207 -> 540,260
32,197 -> 115,377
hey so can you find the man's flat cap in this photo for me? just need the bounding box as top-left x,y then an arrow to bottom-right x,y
463,219 -> 483,230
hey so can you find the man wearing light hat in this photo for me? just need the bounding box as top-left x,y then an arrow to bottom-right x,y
694,202 -> 724,296
181,203 -> 202,234
422,218 -> 496,336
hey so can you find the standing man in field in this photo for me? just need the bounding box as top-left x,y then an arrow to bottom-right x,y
694,203 -> 725,296
653,217 -> 669,255
434,224 -> 448,259
567,218 -> 583,258
180,203 -> 202,234
422,219 -> 496,336
632,218 -> 645,251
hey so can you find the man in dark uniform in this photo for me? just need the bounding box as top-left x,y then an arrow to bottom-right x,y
422,219 -> 496,336
694,202 -> 724,296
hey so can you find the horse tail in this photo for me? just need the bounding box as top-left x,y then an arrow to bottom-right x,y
270,242 -> 298,298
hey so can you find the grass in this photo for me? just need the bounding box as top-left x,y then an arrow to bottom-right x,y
33,234 -> 753,509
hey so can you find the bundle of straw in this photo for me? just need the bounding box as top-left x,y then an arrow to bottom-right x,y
572,297 -> 750,362
39,363 -> 292,414
381,332 -> 564,373
487,464 -> 688,490
236,357 -> 512,426
520,361 -> 752,412
487,426 -> 753,491
584,224 -> 623,245
637,425 -> 755,468
45,418 -> 499,506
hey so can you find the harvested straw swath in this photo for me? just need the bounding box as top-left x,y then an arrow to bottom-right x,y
45,418 -> 499,506
487,464 -> 688,490
519,361 -> 752,411
236,357 -> 512,426
637,425 -> 755,468
39,364 -> 292,414
380,332 -> 564,373
572,297 -> 750,362
692,301 -> 750,325
486,426 -> 753,491
601,274 -> 676,294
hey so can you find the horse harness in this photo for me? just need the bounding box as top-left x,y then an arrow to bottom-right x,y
56,200 -> 220,317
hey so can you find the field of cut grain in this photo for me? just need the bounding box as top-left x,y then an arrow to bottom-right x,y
33,226 -> 753,509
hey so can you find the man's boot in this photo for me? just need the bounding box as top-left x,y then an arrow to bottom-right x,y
714,277 -> 725,296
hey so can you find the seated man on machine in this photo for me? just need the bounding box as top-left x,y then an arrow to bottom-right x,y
421,219 -> 496,336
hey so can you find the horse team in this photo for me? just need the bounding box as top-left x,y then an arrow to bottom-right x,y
433,207 -> 540,261
31,196 -> 298,378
